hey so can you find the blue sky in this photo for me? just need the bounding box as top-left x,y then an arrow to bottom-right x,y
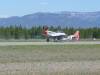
0,0 -> 100,17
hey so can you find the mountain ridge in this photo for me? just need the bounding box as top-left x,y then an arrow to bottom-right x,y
0,11 -> 100,28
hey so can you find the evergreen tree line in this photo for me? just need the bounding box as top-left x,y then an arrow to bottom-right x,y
0,26 -> 99,39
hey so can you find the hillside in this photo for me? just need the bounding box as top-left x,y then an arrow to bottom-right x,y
0,11 -> 100,28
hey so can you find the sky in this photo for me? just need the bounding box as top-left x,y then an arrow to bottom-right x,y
0,0 -> 100,17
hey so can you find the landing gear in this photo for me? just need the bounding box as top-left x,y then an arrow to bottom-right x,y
46,38 -> 50,42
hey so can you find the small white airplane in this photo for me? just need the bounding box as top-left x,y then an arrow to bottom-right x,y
42,26 -> 80,42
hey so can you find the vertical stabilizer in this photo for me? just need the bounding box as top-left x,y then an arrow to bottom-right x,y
74,31 -> 80,40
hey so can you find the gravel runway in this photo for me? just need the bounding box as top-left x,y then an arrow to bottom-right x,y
0,41 -> 100,46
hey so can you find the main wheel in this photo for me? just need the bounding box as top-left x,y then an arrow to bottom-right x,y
46,38 -> 49,42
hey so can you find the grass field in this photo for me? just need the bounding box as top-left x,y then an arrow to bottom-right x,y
0,44 -> 100,75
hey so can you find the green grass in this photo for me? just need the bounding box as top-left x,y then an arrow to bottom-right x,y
0,39 -> 45,42
0,45 -> 100,63
0,45 -> 100,75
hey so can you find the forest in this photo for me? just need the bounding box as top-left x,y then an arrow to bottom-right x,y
0,25 -> 99,39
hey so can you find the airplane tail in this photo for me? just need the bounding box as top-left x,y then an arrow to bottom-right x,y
73,31 -> 80,40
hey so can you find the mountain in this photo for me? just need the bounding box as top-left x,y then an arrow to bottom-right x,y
0,11 -> 100,28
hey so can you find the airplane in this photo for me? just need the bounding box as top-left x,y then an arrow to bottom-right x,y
42,26 -> 80,42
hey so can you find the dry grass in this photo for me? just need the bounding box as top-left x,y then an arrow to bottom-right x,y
0,44 -> 100,75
